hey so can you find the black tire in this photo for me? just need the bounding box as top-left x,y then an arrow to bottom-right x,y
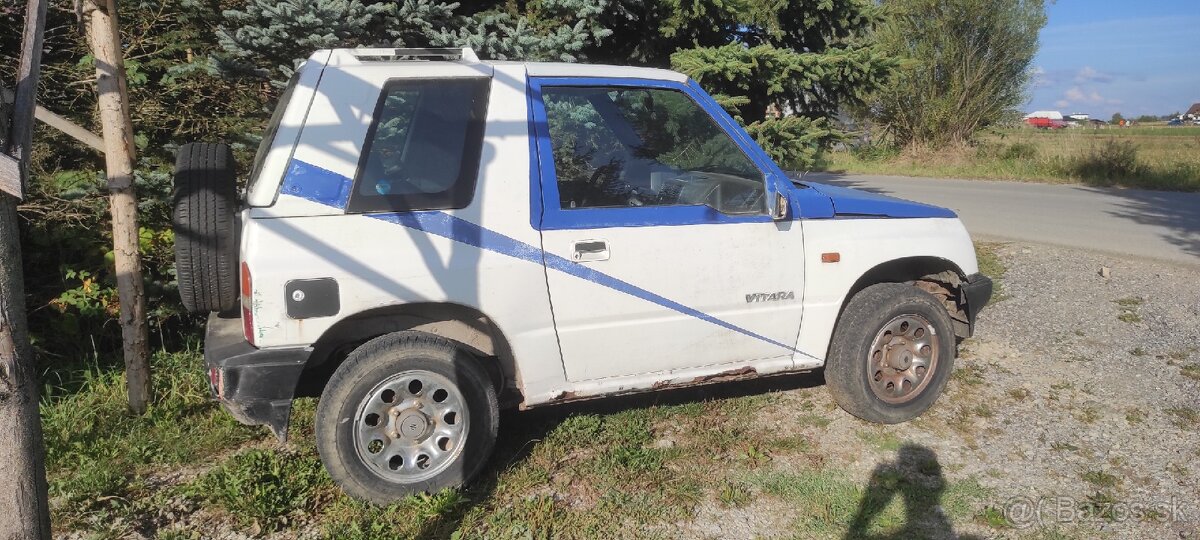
172,142 -> 239,313
315,331 -> 499,504
825,283 -> 956,424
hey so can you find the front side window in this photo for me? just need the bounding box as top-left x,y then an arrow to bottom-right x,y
347,78 -> 490,213
542,86 -> 765,214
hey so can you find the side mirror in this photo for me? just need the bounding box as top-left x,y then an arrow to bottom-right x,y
771,190 -> 788,220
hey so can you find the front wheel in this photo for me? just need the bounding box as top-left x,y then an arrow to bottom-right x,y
315,331 -> 499,504
825,283 -> 957,424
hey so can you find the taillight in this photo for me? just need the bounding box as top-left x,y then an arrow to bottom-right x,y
241,262 -> 255,346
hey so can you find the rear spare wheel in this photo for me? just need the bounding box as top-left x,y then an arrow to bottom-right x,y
172,142 -> 239,313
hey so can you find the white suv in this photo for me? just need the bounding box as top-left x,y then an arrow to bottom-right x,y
171,48 -> 992,503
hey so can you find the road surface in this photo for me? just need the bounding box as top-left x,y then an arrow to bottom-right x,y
805,173 -> 1200,266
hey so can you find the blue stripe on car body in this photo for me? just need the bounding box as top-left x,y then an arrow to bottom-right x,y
280,160 -> 800,354
280,159 -> 353,209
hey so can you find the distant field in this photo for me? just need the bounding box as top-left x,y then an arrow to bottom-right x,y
819,125 -> 1200,192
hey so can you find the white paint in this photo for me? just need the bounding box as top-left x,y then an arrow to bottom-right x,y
542,220 -> 805,381
237,51 -> 982,408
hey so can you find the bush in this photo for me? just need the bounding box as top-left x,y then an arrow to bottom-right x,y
850,142 -> 901,162
1000,142 -> 1038,160
1072,139 -> 1140,180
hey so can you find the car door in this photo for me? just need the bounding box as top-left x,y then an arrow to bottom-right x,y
530,77 -> 806,382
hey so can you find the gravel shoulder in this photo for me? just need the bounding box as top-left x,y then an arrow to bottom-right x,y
684,240 -> 1200,539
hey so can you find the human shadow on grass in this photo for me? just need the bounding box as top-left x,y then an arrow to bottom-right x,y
844,443 -> 981,540
411,371 -> 827,538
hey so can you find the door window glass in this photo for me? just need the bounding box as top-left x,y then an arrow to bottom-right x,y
542,86 -> 765,214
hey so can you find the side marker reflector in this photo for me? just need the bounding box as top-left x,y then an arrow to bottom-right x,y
821,252 -> 841,263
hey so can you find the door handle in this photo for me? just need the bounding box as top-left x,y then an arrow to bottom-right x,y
572,239 -> 610,262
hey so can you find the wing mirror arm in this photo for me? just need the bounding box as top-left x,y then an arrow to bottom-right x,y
771,190 -> 789,220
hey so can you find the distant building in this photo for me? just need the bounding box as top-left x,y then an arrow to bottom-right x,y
1067,113 -> 1089,122
1186,103 -> 1200,121
1024,110 -> 1064,120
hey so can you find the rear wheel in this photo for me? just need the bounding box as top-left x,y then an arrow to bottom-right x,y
315,331 -> 499,504
825,283 -> 956,423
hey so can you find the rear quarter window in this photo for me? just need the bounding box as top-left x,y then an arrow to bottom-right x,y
346,78 -> 491,213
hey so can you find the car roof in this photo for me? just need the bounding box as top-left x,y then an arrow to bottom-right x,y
321,48 -> 689,83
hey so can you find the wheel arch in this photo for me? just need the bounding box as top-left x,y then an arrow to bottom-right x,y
296,302 -> 522,406
837,256 -> 971,339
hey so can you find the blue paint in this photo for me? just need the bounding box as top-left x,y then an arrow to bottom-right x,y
528,77 -> 792,230
280,159 -> 353,209
803,181 -> 957,219
527,79 -> 546,232
368,210 -> 801,353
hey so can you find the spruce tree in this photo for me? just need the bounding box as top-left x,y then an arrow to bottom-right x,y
662,1 -> 895,170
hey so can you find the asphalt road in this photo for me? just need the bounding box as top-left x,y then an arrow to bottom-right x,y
805,173 -> 1200,267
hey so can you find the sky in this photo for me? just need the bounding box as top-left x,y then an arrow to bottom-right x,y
1027,0 -> 1200,119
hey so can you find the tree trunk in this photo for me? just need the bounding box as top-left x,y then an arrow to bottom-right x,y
0,196 -> 52,540
84,0 -> 151,414
0,0 -> 53,535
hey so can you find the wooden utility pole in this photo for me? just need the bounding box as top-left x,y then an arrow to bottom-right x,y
83,0 -> 151,414
0,0 -> 53,534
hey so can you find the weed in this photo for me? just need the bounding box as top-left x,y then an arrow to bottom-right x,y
1129,347 -> 1147,357
1078,491 -> 1120,521
1117,311 -> 1141,323
952,364 -> 986,386
1050,442 -> 1080,452
1125,408 -> 1147,424
742,445 -> 772,467
1113,296 -> 1144,307
1167,349 -> 1193,362
1182,364 -> 1200,381
717,481 -> 752,508
1166,407 -> 1200,429
1081,469 -> 1120,488
184,448 -> 328,531
976,505 -> 1011,528
971,404 -> 995,418
1006,388 -> 1030,400
1073,406 -> 1101,424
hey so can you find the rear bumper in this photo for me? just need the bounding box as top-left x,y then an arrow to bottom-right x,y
205,312 -> 310,440
962,272 -> 994,335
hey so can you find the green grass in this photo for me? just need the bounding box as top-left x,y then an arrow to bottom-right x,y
45,348 -> 996,539
974,243 -> 1007,301
751,468 -> 987,537
41,347 -> 259,532
817,126 -> 1200,192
